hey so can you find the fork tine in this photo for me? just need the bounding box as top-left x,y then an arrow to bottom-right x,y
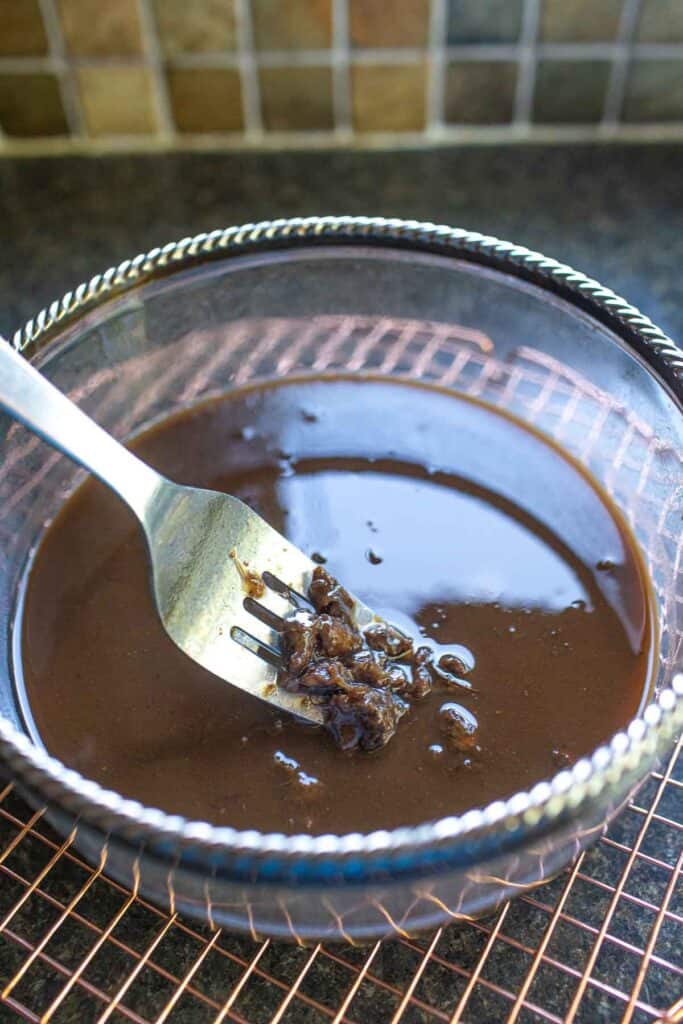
231,625 -> 282,668
261,571 -> 311,611
243,596 -> 285,631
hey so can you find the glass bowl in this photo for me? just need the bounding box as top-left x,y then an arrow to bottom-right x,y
0,217 -> 681,943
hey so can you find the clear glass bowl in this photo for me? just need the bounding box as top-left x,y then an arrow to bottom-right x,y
0,218 -> 681,942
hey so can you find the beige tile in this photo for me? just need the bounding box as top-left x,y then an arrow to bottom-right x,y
59,0 -> 143,56
0,0 -> 48,56
539,0 -> 622,42
260,66 -> 333,130
251,0 -> 331,51
350,0 -> 429,48
154,0 -> 237,55
445,62 -> 517,124
0,73 -> 68,135
78,67 -> 158,135
167,68 -> 243,132
351,64 -> 426,132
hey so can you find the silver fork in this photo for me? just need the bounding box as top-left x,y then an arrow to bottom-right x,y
0,337 -> 377,725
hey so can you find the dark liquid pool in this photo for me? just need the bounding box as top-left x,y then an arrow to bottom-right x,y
20,377 -> 654,834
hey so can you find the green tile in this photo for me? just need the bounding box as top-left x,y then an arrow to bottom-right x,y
251,0 -> 331,51
0,73 -> 68,136
539,0 -> 623,42
623,60 -> 683,121
445,61 -> 517,124
260,66 -> 333,130
533,59 -> 610,123
447,0 -> 523,44
637,0 -> 683,42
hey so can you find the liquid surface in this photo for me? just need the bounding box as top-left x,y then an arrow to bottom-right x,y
20,378 -> 653,834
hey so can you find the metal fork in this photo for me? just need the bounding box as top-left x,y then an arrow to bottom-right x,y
0,338 -> 377,725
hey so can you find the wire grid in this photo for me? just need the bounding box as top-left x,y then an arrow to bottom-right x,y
0,743 -> 680,1024
0,315 -> 682,1022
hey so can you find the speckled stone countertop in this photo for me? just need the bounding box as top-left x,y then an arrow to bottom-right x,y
0,144 -> 681,1023
2,144 -> 682,344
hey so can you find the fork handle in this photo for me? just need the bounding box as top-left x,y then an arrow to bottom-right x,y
0,336 -> 162,521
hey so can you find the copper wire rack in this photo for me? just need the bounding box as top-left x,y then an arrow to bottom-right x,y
0,315 -> 681,1023
0,746 -> 681,1024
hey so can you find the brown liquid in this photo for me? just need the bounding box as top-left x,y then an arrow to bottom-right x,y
20,378 -> 653,834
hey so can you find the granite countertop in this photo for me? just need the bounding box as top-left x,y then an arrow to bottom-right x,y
2,144 -> 682,344
0,144 -> 681,1023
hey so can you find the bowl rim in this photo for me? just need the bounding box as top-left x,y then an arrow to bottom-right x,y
2,215 -> 682,868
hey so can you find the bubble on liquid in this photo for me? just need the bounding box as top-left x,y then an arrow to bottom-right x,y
439,702 -> 478,743
428,743 -> 445,758
366,549 -> 383,565
508,625 -> 517,634
296,771 -> 323,798
311,551 -> 327,565
438,644 -> 476,675
570,599 -> 586,611
273,751 -> 299,772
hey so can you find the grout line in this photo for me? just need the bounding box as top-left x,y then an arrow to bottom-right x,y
36,0 -> 84,135
332,0 -> 352,134
427,0 -> 448,130
254,49 -> 330,68
603,0 -> 643,125
536,42 -> 624,60
136,0 -> 175,136
162,52 -> 241,69
514,0 -> 540,126
1,121 -> 683,157
234,0 -> 263,136
3,42 -> 683,73
0,56 -> 58,72
634,42 -> 683,57
350,47 -> 426,63
2,42 -> 683,75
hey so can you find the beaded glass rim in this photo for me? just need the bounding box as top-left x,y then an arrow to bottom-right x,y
1,215 -> 682,864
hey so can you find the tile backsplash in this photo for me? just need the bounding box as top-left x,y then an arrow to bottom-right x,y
0,0 -> 681,150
